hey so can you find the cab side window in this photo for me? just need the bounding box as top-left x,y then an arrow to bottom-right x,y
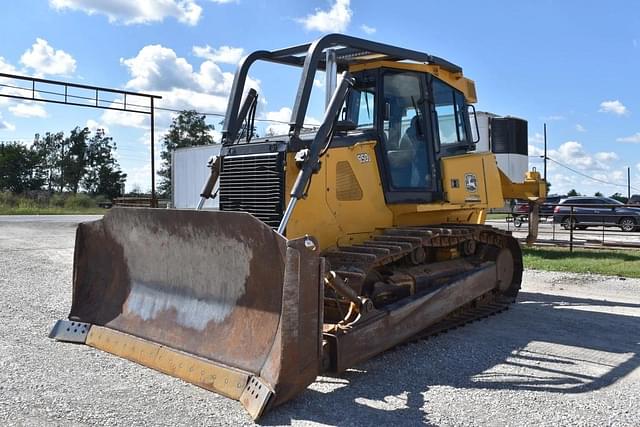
432,79 -> 468,146
382,72 -> 430,189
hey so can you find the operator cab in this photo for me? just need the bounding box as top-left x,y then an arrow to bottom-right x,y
343,65 -> 477,204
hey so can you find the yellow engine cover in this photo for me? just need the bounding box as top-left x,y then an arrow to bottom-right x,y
285,142 -> 507,252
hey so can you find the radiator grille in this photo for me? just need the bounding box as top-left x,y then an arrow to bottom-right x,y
219,152 -> 285,228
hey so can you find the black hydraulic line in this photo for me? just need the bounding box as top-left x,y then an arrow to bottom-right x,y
225,88 -> 257,144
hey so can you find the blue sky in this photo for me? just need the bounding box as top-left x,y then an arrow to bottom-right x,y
0,0 -> 639,196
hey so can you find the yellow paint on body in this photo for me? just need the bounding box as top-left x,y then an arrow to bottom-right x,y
349,60 -> 477,103
285,141 -> 524,251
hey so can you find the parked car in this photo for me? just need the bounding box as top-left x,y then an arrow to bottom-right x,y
552,196 -> 640,232
540,194 -> 566,217
630,194 -> 640,205
511,195 -> 566,228
510,200 -> 531,227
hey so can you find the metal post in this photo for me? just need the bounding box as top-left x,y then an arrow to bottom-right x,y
543,123 -> 547,180
150,97 -> 157,208
325,49 -> 337,110
569,205 -> 574,253
628,166 -> 631,201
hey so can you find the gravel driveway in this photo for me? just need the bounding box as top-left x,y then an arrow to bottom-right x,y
1,217 -> 639,426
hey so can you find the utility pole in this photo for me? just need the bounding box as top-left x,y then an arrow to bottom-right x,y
150,97 -> 157,208
543,123 -> 547,180
60,138 -> 65,193
628,166 -> 631,201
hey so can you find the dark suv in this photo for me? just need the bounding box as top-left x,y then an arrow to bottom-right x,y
553,196 -> 640,232
630,194 -> 640,205
541,195 -> 565,217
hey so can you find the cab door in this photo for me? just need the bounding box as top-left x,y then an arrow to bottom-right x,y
376,69 -> 440,204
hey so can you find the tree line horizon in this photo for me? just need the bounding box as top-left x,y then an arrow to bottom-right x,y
0,110 -> 216,200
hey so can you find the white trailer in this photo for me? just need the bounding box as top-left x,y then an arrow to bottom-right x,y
473,111 -> 529,184
171,144 -> 221,209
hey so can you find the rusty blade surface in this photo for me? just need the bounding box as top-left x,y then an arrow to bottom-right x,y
68,207 -> 323,416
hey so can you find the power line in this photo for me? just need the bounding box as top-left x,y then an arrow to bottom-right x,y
544,156 -> 640,192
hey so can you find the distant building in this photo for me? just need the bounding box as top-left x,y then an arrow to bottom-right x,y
171,144 -> 221,209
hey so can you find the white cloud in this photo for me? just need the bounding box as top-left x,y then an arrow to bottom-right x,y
121,45 -> 199,92
637,163 -> 640,173
542,115 -> 564,121
609,170 -> 625,182
192,45 -> 244,64
126,162 -> 152,193
313,78 -> 324,88
575,124 -> 586,132
528,132 -> 544,145
298,0 -> 352,32
20,38 -> 76,76
0,56 -> 17,73
104,44 -> 259,130
86,119 -> 109,134
264,107 -> 291,136
0,113 -> 15,131
616,132 -> 640,144
594,151 -> 618,162
529,141 -> 631,195
528,144 -> 544,157
101,99 -> 149,129
360,24 -> 376,35
0,59 -> 21,106
8,102 -> 48,118
549,141 -> 618,172
49,0 -> 202,26
599,100 -> 628,116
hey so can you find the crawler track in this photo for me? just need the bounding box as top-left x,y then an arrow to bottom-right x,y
321,224 -> 522,348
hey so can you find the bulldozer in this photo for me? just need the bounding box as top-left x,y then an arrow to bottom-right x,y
50,34 -> 546,419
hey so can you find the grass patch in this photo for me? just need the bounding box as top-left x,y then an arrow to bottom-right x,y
0,191 -> 106,215
0,206 -> 105,215
523,246 -> 640,278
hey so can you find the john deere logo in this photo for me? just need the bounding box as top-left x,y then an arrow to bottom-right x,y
464,173 -> 478,193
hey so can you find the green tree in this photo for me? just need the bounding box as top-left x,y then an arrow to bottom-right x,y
609,192 -> 628,203
594,191 -> 603,197
60,127 -> 90,193
0,142 -> 43,192
32,132 -> 64,193
83,129 -> 126,198
158,110 -> 215,197
567,188 -> 580,197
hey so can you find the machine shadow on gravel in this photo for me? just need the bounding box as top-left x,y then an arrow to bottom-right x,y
261,291 -> 640,426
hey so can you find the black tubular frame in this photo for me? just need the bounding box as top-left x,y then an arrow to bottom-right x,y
221,34 -> 462,144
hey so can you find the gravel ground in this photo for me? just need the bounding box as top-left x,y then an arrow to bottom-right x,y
1,217 -> 639,426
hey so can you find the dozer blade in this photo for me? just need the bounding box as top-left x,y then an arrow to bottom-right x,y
50,207 -> 324,419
